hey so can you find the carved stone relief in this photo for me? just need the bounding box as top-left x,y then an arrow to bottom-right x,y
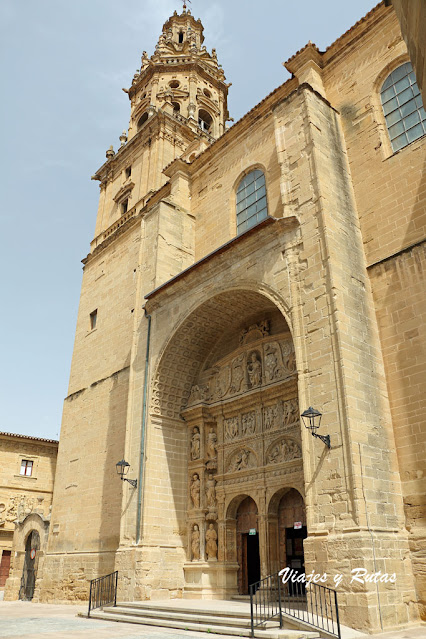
239,320 -> 270,345
241,411 -> 256,436
186,335 -> 296,408
263,404 -> 279,431
266,438 -> 302,465
226,448 -> 256,473
224,417 -> 239,441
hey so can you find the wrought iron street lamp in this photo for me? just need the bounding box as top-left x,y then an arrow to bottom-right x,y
301,407 -> 331,449
116,459 -> 137,487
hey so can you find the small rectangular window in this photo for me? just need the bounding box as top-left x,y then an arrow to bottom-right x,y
121,199 -> 128,214
125,166 -> 132,179
90,309 -> 97,330
20,460 -> 33,476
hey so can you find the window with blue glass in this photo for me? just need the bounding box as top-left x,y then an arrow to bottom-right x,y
381,62 -> 426,152
236,170 -> 268,234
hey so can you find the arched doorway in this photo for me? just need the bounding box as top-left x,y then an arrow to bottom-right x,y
19,530 -> 40,600
278,489 -> 306,577
236,497 -> 260,594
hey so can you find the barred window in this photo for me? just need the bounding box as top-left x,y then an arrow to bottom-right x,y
236,170 -> 268,235
381,62 -> 426,152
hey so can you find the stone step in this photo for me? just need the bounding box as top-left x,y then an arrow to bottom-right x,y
119,601 -> 253,619
86,607 -> 321,638
101,605 -> 254,628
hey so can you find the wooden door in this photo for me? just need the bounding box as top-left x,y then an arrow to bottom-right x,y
236,497 -> 259,594
0,551 -> 11,587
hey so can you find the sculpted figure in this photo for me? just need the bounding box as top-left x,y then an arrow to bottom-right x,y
232,449 -> 249,472
190,473 -> 200,509
205,523 -> 218,560
247,353 -> 262,387
191,524 -> 200,560
286,349 -> 296,373
205,474 -> 217,509
206,428 -> 217,460
191,426 -> 201,460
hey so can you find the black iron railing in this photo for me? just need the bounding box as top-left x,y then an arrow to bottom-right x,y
250,571 -> 341,639
281,575 -> 341,639
88,571 -> 118,617
249,572 -> 283,636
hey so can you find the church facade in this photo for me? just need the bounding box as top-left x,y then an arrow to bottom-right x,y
6,2 -> 425,633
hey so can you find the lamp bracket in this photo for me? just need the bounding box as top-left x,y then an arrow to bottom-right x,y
312,432 -> 331,449
122,477 -> 137,488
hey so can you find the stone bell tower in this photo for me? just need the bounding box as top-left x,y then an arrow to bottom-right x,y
91,6 -> 230,243
128,8 -> 230,142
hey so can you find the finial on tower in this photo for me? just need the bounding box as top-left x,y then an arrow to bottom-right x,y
182,0 -> 191,12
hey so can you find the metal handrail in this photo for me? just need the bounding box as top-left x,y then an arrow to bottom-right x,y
250,571 -> 341,639
249,571 -> 283,636
88,570 -> 118,617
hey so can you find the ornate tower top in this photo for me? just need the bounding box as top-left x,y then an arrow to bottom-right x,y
126,7 -> 229,141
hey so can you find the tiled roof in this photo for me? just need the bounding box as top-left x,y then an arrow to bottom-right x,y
0,431 -> 59,444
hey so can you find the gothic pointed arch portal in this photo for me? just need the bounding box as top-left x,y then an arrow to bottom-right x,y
150,289 -> 304,598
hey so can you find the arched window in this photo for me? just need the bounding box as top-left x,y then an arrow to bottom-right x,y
198,109 -> 213,133
381,62 -> 426,152
236,169 -> 268,235
137,112 -> 148,130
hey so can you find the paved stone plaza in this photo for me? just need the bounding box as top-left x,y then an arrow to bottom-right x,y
0,602 -> 425,639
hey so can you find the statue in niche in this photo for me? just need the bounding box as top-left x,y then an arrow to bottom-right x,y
205,474 -> 217,509
205,523 -> 218,560
191,426 -> 201,460
206,428 -> 217,460
247,353 -> 262,388
191,524 -> 200,560
190,473 -> 200,509
231,449 -> 250,472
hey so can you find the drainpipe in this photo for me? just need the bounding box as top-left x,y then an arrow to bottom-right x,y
136,308 -> 152,544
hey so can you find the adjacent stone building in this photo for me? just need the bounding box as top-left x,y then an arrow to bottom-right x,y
20,1 -> 425,633
0,432 -> 57,600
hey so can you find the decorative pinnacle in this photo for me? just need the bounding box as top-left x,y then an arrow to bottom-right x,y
182,0 -> 191,11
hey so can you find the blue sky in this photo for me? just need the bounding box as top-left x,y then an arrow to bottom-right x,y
0,0 -> 378,439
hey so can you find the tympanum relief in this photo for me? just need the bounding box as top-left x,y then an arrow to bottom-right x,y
186,328 -> 296,408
